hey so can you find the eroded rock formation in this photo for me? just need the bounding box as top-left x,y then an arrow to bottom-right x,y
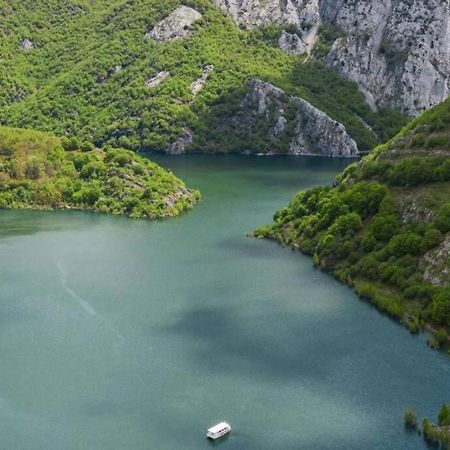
211,0 -> 450,116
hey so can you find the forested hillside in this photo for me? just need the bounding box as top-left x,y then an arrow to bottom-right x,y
0,0 -> 407,153
256,97 -> 450,342
0,126 -> 199,217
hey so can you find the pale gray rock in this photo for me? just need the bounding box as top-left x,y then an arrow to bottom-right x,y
20,39 -> 33,51
324,0 -> 450,116
211,0 -> 304,27
211,0 -> 450,116
244,79 -> 359,156
145,71 -> 170,88
290,96 -> 359,156
191,65 -> 214,96
278,31 -> 307,55
166,129 -> 193,154
270,116 -> 288,138
145,6 -> 202,42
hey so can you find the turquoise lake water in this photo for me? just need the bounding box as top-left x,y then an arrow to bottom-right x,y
0,155 -> 449,449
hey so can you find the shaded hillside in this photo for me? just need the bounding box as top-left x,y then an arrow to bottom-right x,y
0,0 -> 407,153
0,127 -> 199,218
256,97 -> 450,340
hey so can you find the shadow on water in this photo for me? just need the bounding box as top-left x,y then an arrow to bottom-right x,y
206,433 -> 232,447
149,154 -> 353,180
161,304 -> 359,382
214,235 -> 288,259
0,210 -> 99,239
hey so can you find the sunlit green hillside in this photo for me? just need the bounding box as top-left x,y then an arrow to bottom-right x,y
0,0 -> 406,152
0,126 -> 199,217
257,97 -> 450,340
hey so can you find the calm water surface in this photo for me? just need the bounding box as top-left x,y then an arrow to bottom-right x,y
0,155 -> 449,450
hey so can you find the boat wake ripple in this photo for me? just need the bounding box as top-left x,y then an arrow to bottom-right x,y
56,261 -> 126,347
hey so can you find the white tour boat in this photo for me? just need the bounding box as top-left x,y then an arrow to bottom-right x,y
206,422 -> 231,440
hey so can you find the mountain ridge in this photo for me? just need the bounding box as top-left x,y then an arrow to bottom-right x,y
212,0 -> 450,116
0,0 -> 408,155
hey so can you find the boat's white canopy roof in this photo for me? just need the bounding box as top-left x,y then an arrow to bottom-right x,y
208,422 -> 230,433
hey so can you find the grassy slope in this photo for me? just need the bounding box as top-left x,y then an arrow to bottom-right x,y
0,126 -> 199,218
256,97 -> 450,342
0,0 -> 407,153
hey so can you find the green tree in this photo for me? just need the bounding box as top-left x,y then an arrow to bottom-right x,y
432,289 -> 450,326
61,136 -> 81,151
435,203 -> 450,233
404,409 -> 418,429
438,404 -> 450,427
369,214 -> 400,241
25,158 -> 42,179
387,232 -> 424,257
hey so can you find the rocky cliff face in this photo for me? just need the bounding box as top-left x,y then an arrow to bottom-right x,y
211,0 -> 305,27
212,0 -> 450,116
165,79 -> 358,155
229,79 -> 358,156
323,0 -> 450,116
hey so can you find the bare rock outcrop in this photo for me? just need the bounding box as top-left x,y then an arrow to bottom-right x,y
191,65 -> 214,96
211,0 -> 450,116
145,71 -> 170,88
20,39 -> 33,51
242,79 -> 359,156
323,0 -> 450,116
166,129 -> 193,154
278,31 -> 307,55
145,6 -> 202,42
211,0 -> 305,27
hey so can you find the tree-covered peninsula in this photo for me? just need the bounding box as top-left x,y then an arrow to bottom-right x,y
256,97 -> 450,343
0,127 -> 199,218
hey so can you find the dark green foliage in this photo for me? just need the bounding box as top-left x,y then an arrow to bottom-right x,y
439,404 -> 450,427
404,409 -> 418,429
386,232 -> 424,257
369,215 -> 400,241
435,204 -> 450,233
62,136 -> 81,151
423,419 -> 439,444
432,290 -> 450,326
420,407 -> 450,449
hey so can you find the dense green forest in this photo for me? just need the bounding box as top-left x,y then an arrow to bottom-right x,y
256,97 -> 450,343
0,0 -> 407,153
0,126 -> 199,217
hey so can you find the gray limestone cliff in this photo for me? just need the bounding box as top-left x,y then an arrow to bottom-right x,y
244,80 -> 358,156
211,0 -> 318,28
211,0 -> 450,116
323,0 -> 450,116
